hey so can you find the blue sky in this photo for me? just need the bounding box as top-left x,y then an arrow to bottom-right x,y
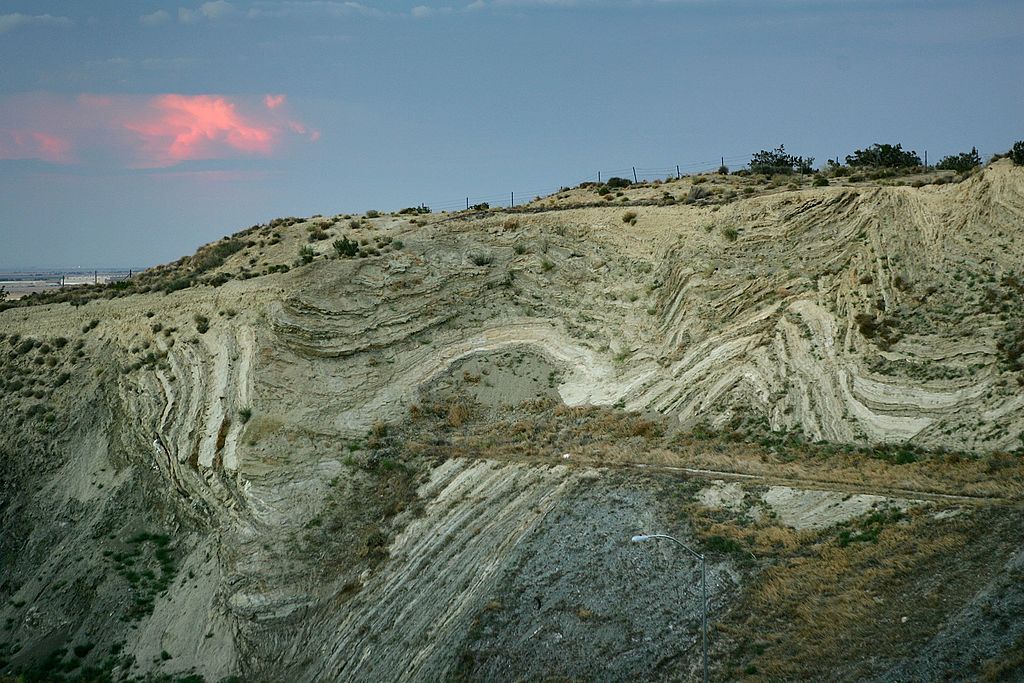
1,0 -> 1021,269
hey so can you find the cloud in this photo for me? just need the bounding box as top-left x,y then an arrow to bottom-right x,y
0,130 -> 73,163
140,9 -> 171,26
246,1 -> 389,19
200,1 -> 237,19
125,94 -> 278,165
264,94 -> 286,109
411,5 -> 454,17
178,1 -> 236,23
0,13 -> 72,34
0,93 -> 318,169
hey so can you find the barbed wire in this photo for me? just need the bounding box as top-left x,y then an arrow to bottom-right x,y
404,147 -> 999,213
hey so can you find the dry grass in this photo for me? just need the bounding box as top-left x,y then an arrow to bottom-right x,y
704,505 -> 1022,680
396,397 -> 1024,502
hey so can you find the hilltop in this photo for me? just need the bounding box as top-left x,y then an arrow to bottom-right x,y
1,160 -> 1023,681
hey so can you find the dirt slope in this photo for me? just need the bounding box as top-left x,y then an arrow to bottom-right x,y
1,161 -> 1023,681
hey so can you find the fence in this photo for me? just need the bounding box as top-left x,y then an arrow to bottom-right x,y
410,147 -> 1001,213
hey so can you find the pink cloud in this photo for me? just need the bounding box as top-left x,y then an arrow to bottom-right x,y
0,92 -> 319,169
125,94 -> 277,166
0,129 -> 74,164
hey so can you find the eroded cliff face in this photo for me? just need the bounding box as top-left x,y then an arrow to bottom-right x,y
2,162 -> 1023,681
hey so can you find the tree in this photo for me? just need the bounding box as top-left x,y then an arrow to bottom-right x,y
845,143 -> 921,169
749,145 -> 814,175
935,147 -> 981,173
1011,141 -> 1024,166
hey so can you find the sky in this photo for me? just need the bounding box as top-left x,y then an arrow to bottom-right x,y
0,1 -> 1022,269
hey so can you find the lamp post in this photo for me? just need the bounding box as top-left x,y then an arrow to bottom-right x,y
631,533 -> 708,683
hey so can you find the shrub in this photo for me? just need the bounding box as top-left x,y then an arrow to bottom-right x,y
298,245 -> 315,264
239,407 -> 252,423
470,202 -> 490,211
750,145 -> 813,175
936,147 -> 981,173
846,143 -> 921,169
717,164 -> 729,175
686,185 -> 710,203
333,237 -> 359,258
606,176 -> 632,188
392,239 -> 404,250
470,253 -> 494,267
812,175 -> 829,187
1010,141 -> 1024,166
622,210 -> 638,224
722,227 -> 738,241
364,210 -> 380,218
194,315 -> 209,334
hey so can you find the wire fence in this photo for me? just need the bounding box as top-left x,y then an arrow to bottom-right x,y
409,147 -> 1001,213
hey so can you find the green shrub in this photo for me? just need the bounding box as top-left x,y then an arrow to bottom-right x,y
333,237 -> 359,258
750,145 -> 814,175
812,175 -> 829,187
194,314 -> 209,334
365,210 -> 380,218
1010,141 -> 1024,166
606,176 -> 632,188
622,210 -> 638,224
239,407 -> 252,423
936,147 -> 981,172
846,143 -> 921,168
722,227 -> 738,242
470,253 -> 494,267
298,245 -> 315,264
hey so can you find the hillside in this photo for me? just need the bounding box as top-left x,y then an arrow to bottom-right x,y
1,161 -> 1023,682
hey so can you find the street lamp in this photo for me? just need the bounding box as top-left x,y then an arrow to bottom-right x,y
631,533 -> 708,683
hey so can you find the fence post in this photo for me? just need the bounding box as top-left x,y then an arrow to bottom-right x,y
676,165 -> 680,179
511,191 -> 514,207
632,166 -> 638,183
598,171 -> 601,184
466,197 -> 469,210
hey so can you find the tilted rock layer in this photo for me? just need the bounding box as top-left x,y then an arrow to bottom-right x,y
1,162 -> 1023,681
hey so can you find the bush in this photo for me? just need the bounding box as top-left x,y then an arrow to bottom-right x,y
622,210 -> 638,224
936,147 -> 981,173
750,145 -> 814,175
606,176 -> 632,188
364,210 -> 380,218
470,253 -> 494,267
812,175 -> 829,186
333,237 -> 359,258
717,164 -> 729,175
298,245 -> 315,264
1011,141 -> 1024,166
194,315 -> 209,334
722,227 -> 738,242
846,143 -> 921,169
